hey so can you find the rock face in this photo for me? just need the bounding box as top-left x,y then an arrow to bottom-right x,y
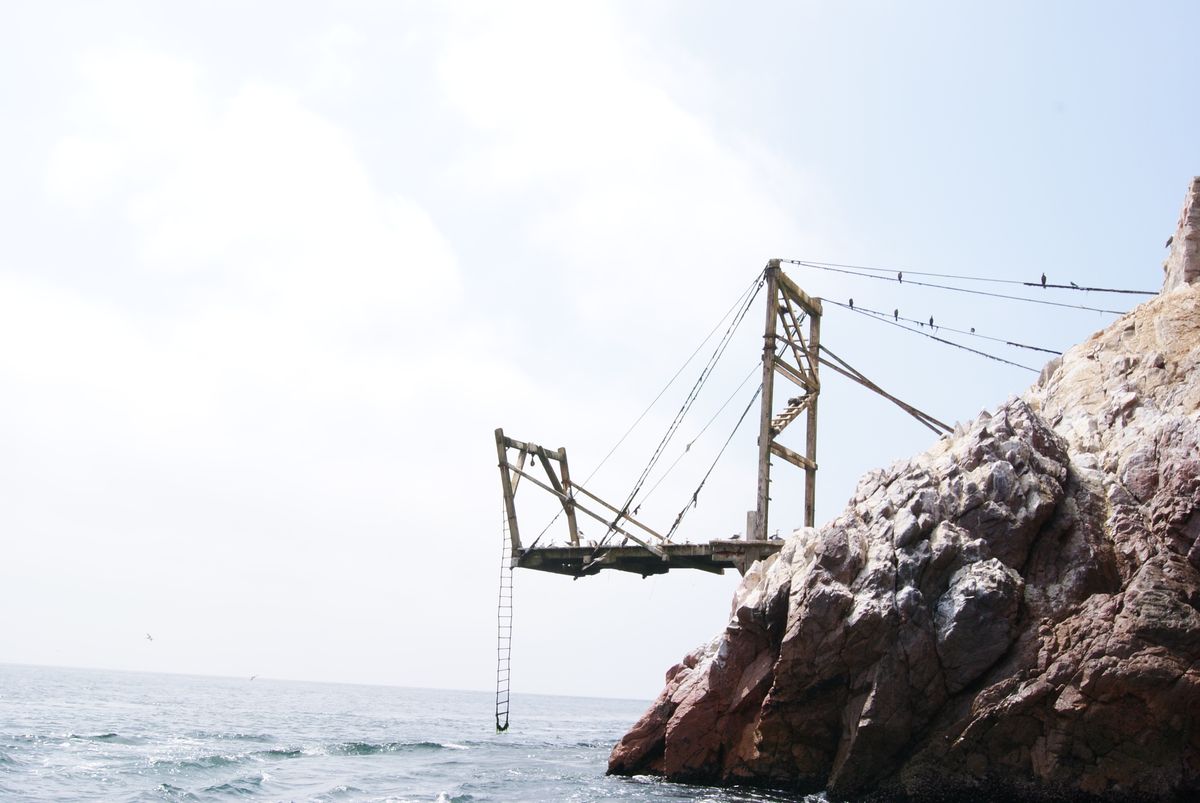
1164,177 -> 1200,291
610,187 -> 1200,801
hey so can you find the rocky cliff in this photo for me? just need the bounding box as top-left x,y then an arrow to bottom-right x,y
609,182 -> 1200,801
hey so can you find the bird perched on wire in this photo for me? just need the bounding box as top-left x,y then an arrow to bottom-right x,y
1070,281 -> 1080,289
897,271 -> 903,283
849,298 -> 854,310
893,309 -> 899,321
1041,273 -> 1047,288
929,315 -> 934,328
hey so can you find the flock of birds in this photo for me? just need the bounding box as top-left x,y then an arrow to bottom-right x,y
845,269 -> 1099,334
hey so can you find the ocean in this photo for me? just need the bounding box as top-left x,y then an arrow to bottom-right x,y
0,664 -> 816,802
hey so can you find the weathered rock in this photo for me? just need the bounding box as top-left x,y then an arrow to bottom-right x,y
609,183 -> 1200,800
1164,176 -> 1200,291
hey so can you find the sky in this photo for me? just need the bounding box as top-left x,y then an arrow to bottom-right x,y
1,1 -> 1196,701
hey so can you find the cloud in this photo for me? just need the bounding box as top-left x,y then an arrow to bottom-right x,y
438,3 -> 819,334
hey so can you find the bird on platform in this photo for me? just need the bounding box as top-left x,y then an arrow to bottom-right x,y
1166,235 -> 1174,248
1041,272 -> 1047,288
893,309 -> 899,321
849,298 -> 854,310
146,633 -> 153,642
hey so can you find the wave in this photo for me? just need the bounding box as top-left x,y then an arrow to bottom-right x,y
150,753 -> 243,771
5,732 -> 147,746
310,784 -> 365,801
325,740 -> 467,756
155,783 -> 201,801
253,748 -> 304,760
74,732 -> 147,745
187,730 -> 275,742
202,773 -> 265,796
145,739 -> 470,776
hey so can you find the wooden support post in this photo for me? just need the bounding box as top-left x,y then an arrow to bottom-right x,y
558,447 -> 580,546
495,428 -> 522,556
804,309 -> 820,528
755,261 -> 780,541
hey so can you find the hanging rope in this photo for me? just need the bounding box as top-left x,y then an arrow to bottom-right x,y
638,357 -> 764,505
665,383 -> 763,540
525,269 -> 766,550
601,269 -> 766,544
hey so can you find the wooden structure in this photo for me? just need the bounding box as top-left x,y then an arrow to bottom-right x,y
494,261 -> 820,577
755,259 -> 821,538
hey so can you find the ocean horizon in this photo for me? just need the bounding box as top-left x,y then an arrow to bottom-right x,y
0,663 -> 819,801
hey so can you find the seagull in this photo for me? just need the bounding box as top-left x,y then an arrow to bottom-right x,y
1166,235 -> 1174,248
1040,272 -> 1046,288
146,633 -> 153,642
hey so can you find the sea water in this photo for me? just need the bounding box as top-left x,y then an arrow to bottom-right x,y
0,664 -> 818,801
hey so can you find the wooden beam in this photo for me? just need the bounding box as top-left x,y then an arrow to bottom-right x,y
510,449 -> 528,494
773,356 -> 814,392
777,270 -> 823,317
805,310 -> 820,528
780,296 -> 820,385
571,483 -> 669,543
770,440 -> 816,470
818,353 -> 952,435
506,464 -> 666,558
755,263 -> 780,541
500,435 -> 564,461
558,446 -> 580,546
494,428 -> 522,554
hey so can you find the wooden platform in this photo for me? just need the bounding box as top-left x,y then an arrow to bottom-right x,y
515,539 -> 783,577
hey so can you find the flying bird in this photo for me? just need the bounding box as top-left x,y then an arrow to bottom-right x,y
1041,273 -> 1047,288
146,633 -> 153,642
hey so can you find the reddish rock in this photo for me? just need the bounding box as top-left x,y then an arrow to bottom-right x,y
609,184 -> 1200,800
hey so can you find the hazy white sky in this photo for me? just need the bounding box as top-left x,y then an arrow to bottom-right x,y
2,1 -> 1196,700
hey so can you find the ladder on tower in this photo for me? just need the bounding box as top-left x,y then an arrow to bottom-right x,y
495,510 -> 513,732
